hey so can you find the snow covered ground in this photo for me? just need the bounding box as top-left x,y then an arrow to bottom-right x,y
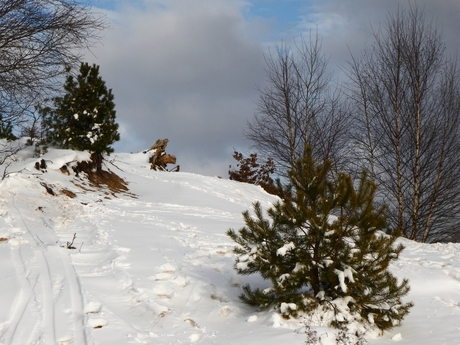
0,145 -> 459,345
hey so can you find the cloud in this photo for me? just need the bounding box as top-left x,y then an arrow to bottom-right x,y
297,0 -> 460,69
85,0 -> 460,177
87,0 -> 266,176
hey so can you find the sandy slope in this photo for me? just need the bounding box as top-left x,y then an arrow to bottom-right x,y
0,149 -> 459,345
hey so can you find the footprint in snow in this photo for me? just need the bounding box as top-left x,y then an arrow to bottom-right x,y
134,332 -> 158,344
88,318 -> 107,329
84,301 -> 102,314
58,336 -> 73,345
160,262 -> 177,273
434,296 -> 460,310
152,263 -> 178,281
219,306 -> 233,317
445,270 -> 460,282
189,333 -> 201,343
172,275 -> 189,287
153,285 -> 175,299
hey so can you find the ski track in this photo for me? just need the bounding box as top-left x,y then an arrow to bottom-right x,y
0,178 -> 91,345
2,246 -> 40,345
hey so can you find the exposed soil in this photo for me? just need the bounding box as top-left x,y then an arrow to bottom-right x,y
58,157 -> 135,198
60,189 -> 77,198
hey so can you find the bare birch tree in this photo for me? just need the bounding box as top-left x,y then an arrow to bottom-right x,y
347,4 -> 460,242
0,0 -> 106,131
246,34 -> 351,175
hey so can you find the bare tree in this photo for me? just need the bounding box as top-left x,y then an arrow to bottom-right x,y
246,33 -> 351,175
0,0 -> 106,129
347,4 -> 460,243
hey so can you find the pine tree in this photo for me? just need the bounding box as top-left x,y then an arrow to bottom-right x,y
0,115 -> 16,140
227,147 -> 413,332
40,63 -> 120,169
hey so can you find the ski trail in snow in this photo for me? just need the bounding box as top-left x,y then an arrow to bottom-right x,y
0,193 -> 45,345
59,248 -> 87,345
35,249 -> 56,344
2,247 -> 40,345
62,199 -> 168,344
1,183 -> 89,345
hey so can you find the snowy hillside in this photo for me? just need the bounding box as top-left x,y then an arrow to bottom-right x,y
0,146 -> 459,345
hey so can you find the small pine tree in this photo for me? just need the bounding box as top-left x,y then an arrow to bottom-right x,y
227,148 -> 413,332
0,115 -> 17,140
40,63 -> 120,170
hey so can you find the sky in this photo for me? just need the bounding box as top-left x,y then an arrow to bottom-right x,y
85,0 -> 460,177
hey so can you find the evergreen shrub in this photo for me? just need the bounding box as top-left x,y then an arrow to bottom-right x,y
40,62 -> 119,169
227,148 -> 413,332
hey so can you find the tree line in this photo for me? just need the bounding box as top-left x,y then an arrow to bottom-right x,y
230,5 -> 460,244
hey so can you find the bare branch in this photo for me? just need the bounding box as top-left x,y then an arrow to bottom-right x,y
0,0 -> 107,127
346,4 -> 460,242
246,33 -> 351,176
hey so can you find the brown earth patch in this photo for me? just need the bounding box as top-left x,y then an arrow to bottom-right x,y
61,157 -> 137,198
87,169 -> 129,194
40,182 -> 55,196
61,189 -> 77,198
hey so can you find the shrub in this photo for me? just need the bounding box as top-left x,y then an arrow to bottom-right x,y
228,151 -> 278,195
40,62 -> 120,170
227,148 -> 413,332
0,116 -> 16,140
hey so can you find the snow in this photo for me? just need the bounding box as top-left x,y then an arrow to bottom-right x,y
335,269 -> 348,293
0,145 -> 459,344
280,303 -> 297,314
392,333 -> 402,341
276,241 -> 295,256
334,267 -> 356,293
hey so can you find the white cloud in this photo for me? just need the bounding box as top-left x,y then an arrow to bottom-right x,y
86,0 -> 460,177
